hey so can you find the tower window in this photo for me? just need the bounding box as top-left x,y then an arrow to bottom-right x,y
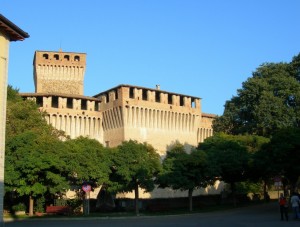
94,102 -> 99,111
142,89 -> 148,101
67,98 -> 73,109
36,96 -> 43,107
43,54 -> 49,60
180,96 -> 184,106
51,96 -> 59,108
155,92 -> 161,103
74,55 -> 80,61
168,94 -> 172,104
54,54 -> 59,60
129,87 -> 134,98
81,99 -> 87,110
115,90 -> 118,100
64,55 -> 70,61
191,98 -> 196,108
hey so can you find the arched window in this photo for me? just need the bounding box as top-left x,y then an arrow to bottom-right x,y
54,54 -> 59,60
64,55 -> 70,61
43,53 -> 49,60
74,55 -> 80,61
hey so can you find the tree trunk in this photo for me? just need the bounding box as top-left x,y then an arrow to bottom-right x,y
134,182 -> 139,216
231,182 -> 237,207
29,195 -> 34,216
188,188 -> 193,212
263,180 -> 268,202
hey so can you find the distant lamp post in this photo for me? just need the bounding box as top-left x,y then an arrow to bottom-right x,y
0,14 -> 29,223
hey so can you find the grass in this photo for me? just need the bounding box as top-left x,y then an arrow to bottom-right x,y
4,200 -> 272,220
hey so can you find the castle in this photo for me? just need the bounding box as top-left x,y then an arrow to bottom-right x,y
21,50 -> 220,199
22,50 -> 215,154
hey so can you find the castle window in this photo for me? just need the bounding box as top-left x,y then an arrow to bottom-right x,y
74,55 -> 80,61
43,53 -> 49,60
64,55 -> 70,61
168,94 -> 172,104
67,98 -> 73,109
155,91 -> 161,103
191,98 -> 196,108
54,54 -> 59,60
81,99 -> 87,110
51,96 -> 59,108
115,90 -> 118,100
36,96 -> 43,107
94,102 -> 99,111
142,89 -> 148,101
180,96 -> 184,106
129,87 -> 134,99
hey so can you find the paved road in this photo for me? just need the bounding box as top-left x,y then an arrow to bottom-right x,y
3,202 -> 300,227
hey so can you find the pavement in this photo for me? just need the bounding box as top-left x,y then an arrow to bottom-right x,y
3,201 -> 300,227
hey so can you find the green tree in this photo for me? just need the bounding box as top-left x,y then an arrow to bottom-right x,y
200,134 -> 251,206
108,140 -> 161,215
63,137 -> 111,188
262,128 -> 300,190
5,86 -> 69,215
213,53 -> 300,137
6,86 -> 52,139
157,143 -> 212,212
5,131 -> 68,216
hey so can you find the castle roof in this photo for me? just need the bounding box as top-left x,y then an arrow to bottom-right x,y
20,92 -> 99,101
94,84 -> 202,100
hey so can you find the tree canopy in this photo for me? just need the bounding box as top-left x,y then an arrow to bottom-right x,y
108,140 -> 161,215
261,128 -> 300,189
5,130 -> 68,215
213,53 -> 300,137
63,137 -> 111,187
157,142 -> 212,212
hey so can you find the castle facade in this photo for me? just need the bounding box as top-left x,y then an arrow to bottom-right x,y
22,50 -> 214,154
21,50 -> 220,199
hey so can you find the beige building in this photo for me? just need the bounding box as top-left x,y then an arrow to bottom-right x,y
0,14 -> 29,221
22,50 -> 215,155
22,50 -> 220,199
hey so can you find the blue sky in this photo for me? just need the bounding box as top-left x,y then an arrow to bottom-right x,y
2,0 -> 300,115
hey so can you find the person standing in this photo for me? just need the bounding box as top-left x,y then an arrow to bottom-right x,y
279,193 -> 289,221
290,192 -> 300,219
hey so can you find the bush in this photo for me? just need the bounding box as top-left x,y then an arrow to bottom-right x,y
12,203 -> 26,212
35,197 -> 45,213
67,199 -> 82,214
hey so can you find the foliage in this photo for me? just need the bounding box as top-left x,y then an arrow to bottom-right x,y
109,140 -> 161,193
35,197 -> 45,213
158,142 -> 212,191
201,134 -> 250,184
5,87 -> 71,215
213,53 -> 300,137
67,199 -> 82,214
5,131 -> 69,197
157,142 -> 213,211
262,127 -> 300,188
199,134 -> 252,206
6,85 -> 67,140
108,140 -> 161,215
235,181 -> 263,195
62,137 -> 111,188
12,203 -> 26,212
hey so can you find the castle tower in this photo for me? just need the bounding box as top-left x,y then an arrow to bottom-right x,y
33,50 -> 86,95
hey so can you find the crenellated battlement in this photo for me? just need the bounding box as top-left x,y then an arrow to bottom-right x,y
94,85 -> 201,113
